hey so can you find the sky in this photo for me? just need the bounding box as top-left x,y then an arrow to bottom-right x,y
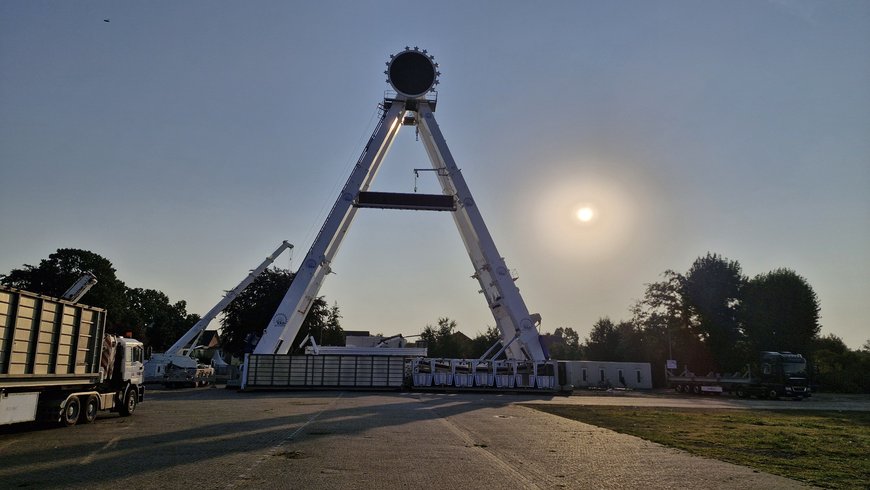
1,1 -> 868,349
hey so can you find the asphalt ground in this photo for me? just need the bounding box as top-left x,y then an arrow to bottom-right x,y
2,388 -> 865,489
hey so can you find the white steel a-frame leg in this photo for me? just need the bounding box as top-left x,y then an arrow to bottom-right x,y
416,102 -> 546,361
254,101 -> 405,355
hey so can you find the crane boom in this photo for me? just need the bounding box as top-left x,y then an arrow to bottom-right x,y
165,241 -> 293,355
254,104 -> 404,355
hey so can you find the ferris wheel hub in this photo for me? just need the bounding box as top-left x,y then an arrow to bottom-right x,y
385,47 -> 440,98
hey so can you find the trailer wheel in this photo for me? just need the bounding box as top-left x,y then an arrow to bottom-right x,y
767,389 -> 778,400
78,395 -> 99,424
683,384 -> 692,394
675,384 -> 683,393
62,397 -> 81,426
692,385 -> 701,395
119,388 -> 137,416
736,388 -> 748,398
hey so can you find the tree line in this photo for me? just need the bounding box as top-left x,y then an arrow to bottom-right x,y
541,253 -> 868,392
1,249 -> 199,353
0,249 -> 342,357
410,253 -> 869,392
3,249 -> 867,392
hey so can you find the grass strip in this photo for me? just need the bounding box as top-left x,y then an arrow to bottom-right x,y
524,405 -> 870,489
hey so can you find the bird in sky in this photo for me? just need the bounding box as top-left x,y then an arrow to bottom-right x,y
103,18 -> 110,23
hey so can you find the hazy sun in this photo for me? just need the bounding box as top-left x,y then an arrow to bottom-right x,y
576,206 -> 595,223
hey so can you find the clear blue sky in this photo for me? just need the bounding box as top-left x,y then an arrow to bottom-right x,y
1,1 -> 868,349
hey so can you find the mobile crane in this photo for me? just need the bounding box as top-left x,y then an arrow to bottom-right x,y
245,48 -> 561,392
145,241 -> 293,387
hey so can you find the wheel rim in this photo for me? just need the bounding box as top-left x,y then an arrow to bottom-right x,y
65,398 -> 80,424
86,398 -> 98,420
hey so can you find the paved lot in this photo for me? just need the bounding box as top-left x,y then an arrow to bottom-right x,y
3,388 -> 862,489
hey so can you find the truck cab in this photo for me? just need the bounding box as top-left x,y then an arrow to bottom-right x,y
759,351 -> 810,399
119,338 -> 145,386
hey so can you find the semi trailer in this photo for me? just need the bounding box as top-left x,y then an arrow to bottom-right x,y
0,285 -> 145,426
667,351 -> 811,400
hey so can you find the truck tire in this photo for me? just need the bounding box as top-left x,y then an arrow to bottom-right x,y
119,388 -> 137,417
80,395 -> 99,424
767,389 -> 778,400
736,388 -> 748,398
62,397 -> 81,426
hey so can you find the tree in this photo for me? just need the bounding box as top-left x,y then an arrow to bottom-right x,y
0,248 -> 138,335
126,287 -> 200,353
683,253 -> 745,372
810,334 -> 869,393
631,271 -> 706,385
742,268 -> 820,356
319,302 -> 345,346
305,300 -> 344,347
420,317 -> 461,358
584,317 -> 622,361
219,268 -> 332,357
546,327 -> 583,360
469,326 -> 503,359
614,320 -> 646,362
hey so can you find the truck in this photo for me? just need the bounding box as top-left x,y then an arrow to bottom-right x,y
161,357 -> 215,388
667,351 -> 811,400
0,285 -> 145,426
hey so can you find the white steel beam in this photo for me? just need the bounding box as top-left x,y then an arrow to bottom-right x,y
415,102 -> 547,361
255,102 -> 406,354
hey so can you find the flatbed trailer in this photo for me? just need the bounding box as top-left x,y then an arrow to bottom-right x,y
666,352 -> 811,400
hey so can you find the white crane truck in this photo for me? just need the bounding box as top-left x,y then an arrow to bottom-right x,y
0,285 -> 145,426
145,241 -> 293,387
